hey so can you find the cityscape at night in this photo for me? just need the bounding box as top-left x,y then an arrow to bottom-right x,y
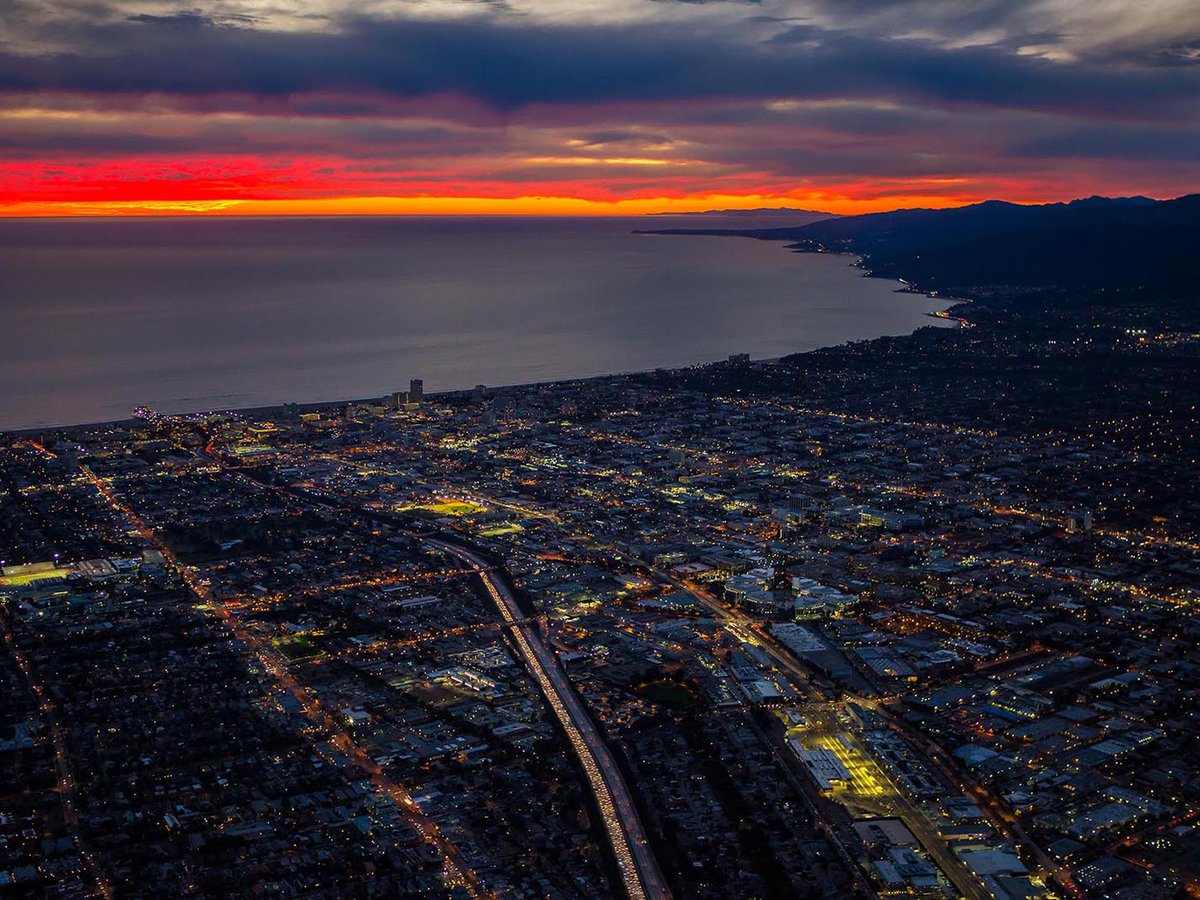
3,1 -> 1200,898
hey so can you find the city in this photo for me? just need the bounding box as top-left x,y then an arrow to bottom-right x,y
3,2 -> 1199,894
3,284 -> 1197,898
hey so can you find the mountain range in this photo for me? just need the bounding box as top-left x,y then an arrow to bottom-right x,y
640,194 -> 1200,299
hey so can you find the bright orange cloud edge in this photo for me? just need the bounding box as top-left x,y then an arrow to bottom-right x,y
0,192 -> 981,218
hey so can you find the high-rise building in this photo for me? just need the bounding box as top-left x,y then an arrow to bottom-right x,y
1067,510 -> 1094,533
409,378 -> 424,402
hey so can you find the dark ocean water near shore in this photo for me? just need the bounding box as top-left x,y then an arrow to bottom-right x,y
0,215 -> 950,431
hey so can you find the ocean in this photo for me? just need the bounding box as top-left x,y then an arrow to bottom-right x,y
0,215 -> 950,431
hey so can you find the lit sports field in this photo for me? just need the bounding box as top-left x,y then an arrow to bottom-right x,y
398,499 -> 487,517
479,523 -> 524,537
0,567 -> 73,586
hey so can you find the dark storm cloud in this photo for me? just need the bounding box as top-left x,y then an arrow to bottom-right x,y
0,10 -> 1196,118
3,1 -> 1199,208
0,112 -> 497,160
1011,124 -> 1200,162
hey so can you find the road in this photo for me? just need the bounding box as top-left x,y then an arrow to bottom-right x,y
636,562 -> 818,688
193,443 -> 670,897
646,567 -> 995,899
805,714 -> 991,900
70,456 -> 493,899
433,540 -> 671,900
0,606 -> 115,898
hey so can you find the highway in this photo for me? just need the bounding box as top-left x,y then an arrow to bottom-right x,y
189,441 -> 669,896
433,540 -> 671,900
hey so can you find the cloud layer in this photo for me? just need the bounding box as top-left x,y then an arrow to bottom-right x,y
2,0 -> 1198,214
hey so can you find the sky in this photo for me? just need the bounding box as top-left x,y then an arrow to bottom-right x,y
1,0 -> 1199,216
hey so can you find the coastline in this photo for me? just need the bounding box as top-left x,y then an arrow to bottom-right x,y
639,226 -> 974,320
643,227 -> 969,322
3,299 -> 956,439
794,246 -> 974,326
2,233 -> 955,437
0,351 -> 841,437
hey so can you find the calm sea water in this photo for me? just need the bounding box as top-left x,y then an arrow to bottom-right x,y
0,216 -> 949,431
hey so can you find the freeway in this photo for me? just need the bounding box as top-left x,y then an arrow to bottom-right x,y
191,439 -> 667,896
432,540 -> 671,900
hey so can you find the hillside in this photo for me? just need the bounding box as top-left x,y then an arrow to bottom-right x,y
640,194 -> 1200,300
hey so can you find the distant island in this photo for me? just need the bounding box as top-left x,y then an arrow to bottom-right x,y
647,207 -> 836,228
648,206 -> 835,216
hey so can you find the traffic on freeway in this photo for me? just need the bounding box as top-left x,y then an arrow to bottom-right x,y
432,540 -> 671,900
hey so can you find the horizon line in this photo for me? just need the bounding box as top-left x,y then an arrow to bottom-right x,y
1,191 -> 1190,221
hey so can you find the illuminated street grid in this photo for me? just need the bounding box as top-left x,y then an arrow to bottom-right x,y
2,355 -> 1198,898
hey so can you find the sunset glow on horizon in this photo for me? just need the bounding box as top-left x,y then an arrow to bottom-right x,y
0,191 -> 991,219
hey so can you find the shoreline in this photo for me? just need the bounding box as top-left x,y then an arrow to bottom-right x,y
3,240 -> 956,439
2,298 -> 956,439
2,365 -> 696,438
648,227 -> 970,314
641,228 -> 973,317
0,354 -> 818,438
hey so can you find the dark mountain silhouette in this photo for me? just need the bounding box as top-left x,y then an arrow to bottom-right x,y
640,194 -> 1200,298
